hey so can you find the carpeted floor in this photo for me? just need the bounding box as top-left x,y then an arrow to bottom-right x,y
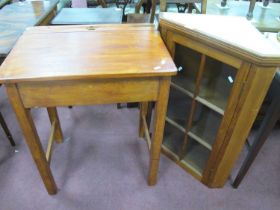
1,1 -> 279,209
0,85 -> 279,210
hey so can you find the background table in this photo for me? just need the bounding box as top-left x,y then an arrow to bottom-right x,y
0,0 -> 58,58
51,8 -> 123,25
195,0 -> 280,32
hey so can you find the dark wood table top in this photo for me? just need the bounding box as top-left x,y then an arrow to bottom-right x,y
51,8 -> 123,25
0,0 -> 11,9
0,0 -> 58,57
0,24 -> 177,83
195,0 -> 280,32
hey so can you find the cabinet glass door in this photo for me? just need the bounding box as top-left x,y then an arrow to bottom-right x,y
162,42 -> 238,177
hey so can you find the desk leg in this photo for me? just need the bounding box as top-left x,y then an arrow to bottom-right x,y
148,78 -> 170,185
139,102 -> 149,138
47,107 -> 64,143
6,84 -> 57,195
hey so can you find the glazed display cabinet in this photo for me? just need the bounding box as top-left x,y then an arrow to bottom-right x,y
158,13 -> 280,187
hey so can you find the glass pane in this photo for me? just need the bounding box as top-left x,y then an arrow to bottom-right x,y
167,87 -> 192,128
181,137 -> 211,175
198,57 -> 237,114
172,43 -> 202,95
189,104 -> 222,150
162,121 -> 185,157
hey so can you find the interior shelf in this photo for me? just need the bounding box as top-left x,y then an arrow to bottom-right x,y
197,60 -> 237,114
181,137 -> 211,175
162,121 -> 185,158
197,79 -> 230,115
166,117 -> 185,133
167,86 -> 192,128
171,75 -> 194,97
188,105 -> 222,150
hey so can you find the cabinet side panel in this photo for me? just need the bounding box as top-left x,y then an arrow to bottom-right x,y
159,25 -> 167,43
166,30 -> 176,59
206,65 -> 276,187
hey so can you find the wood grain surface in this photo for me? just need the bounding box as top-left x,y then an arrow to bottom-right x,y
0,25 -> 177,82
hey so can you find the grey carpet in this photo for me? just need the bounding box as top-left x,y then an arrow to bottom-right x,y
0,87 -> 279,210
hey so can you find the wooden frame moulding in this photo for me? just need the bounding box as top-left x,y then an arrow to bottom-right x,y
160,45 -> 209,178
164,29 -> 242,70
179,54 -> 207,176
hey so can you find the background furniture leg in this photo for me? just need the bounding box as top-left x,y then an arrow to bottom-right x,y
232,79 -> 280,188
97,0 -> 107,8
0,111 -> 15,146
221,0 -> 227,7
150,0 -> 156,23
135,0 -> 145,13
160,0 -> 167,12
247,0 -> 256,20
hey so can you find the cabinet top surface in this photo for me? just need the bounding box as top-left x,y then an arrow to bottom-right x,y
159,13 -> 280,62
0,24 -> 177,83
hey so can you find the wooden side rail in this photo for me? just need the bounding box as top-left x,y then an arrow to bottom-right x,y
141,115 -> 151,150
46,121 -> 56,164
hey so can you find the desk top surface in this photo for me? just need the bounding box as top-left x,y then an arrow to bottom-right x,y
196,0 -> 280,32
51,8 -> 123,25
0,0 -> 58,57
0,24 -> 177,83
160,13 -> 280,65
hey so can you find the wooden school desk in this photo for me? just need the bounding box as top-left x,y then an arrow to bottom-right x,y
0,24 -> 177,195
